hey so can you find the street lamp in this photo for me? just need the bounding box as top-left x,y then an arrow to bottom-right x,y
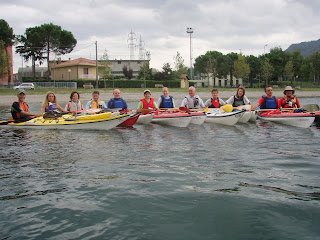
186,27 -> 193,80
68,69 -> 71,81
239,49 -> 241,54
264,44 -> 267,54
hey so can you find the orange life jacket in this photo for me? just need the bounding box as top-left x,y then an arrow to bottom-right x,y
13,102 -> 28,119
90,100 -> 102,109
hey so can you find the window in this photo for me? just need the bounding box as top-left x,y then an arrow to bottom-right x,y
83,68 -> 89,74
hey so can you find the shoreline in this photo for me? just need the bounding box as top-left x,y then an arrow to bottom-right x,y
1,90 -> 320,106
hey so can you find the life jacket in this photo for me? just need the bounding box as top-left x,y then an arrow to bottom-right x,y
46,103 -> 57,112
159,95 -> 173,108
141,98 -> 155,109
110,98 -> 126,109
90,100 -> 102,109
66,101 -> 83,111
233,96 -> 245,107
261,96 -> 278,109
208,98 -> 223,108
281,96 -> 298,108
12,101 -> 28,119
184,95 -> 200,108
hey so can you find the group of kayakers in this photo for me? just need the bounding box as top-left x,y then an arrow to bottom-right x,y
10,85 -> 301,123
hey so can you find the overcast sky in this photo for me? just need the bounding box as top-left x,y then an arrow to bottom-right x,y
2,0 -> 320,73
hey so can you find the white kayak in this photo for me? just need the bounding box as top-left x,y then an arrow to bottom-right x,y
151,112 -> 191,127
189,112 -> 207,125
237,111 -> 252,123
136,113 -> 154,124
257,110 -> 315,128
0,112 -> 131,130
249,111 -> 258,122
205,110 -> 243,126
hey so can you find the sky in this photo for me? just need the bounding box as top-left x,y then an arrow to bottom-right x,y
1,0 -> 320,73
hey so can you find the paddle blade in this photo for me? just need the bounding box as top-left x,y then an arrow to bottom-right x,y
303,104 -> 320,112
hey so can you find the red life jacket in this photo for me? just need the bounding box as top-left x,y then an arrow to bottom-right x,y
281,96 -> 298,108
210,98 -> 222,108
14,102 -> 29,119
141,98 -> 155,109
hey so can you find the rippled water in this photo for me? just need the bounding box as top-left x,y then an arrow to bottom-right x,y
0,98 -> 320,240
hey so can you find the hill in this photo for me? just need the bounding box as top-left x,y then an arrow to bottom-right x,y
285,39 -> 320,57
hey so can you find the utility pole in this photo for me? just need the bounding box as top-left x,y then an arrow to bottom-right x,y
95,41 -> 98,89
186,27 -> 193,80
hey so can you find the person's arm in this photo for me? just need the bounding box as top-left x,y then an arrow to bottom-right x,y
57,104 -> 67,112
180,98 -> 187,107
199,98 -> 206,108
153,101 -> 159,110
225,96 -> 233,105
137,101 -> 143,109
101,101 -> 108,109
172,98 -> 175,108
204,99 -> 211,107
219,98 -> 226,106
252,98 -> 263,110
21,110 -> 41,118
276,98 -> 281,108
41,104 -> 46,114
107,99 -> 112,108
244,96 -> 251,105
296,98 -> 301,108
86,101 -> 91,110
65,103 -> 69,111
123,100 -> 129,111
156,97 -> 162,107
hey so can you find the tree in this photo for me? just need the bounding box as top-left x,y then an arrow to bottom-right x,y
261,58 -> 274,87
0,40 -> 9,78
16,23 -> 77,81
284,60 -> 294,85
138,61 -> 153,80
162,62 -> 173,80
173,51 -> 188,79
226,52 -> 238,86
0,19 -> 15,86
266,47 -> 291,81
122,65 -> 133,80
100,49 -> 111,78
311,51 -> 320,84
291,49 -> 304,78
233,54 -> 250,86
246,55 -> 262,87
300,58 -> 313,82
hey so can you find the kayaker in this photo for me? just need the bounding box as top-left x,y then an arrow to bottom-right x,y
11,90 -> 41,122
41,91 -> 66,113
181,86 -> 205,109
225,87 -> 251,107
205,88 -> 225,108
252,86 -> 281,110
137,89 -> 158,110
107,89 -> 129,111
65,91 -> 84,112
86,91 -> 107,109
157,87 -> 175,108
279,86 -> 301,108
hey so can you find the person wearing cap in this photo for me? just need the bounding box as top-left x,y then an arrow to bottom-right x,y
107,89 -> 129,111
157,87 -> 175,108
180,86 -> 205,109
252,86 -> 281,110
279,86 -> 301,108
137,89 -> 158,110
11,90 -> 41,122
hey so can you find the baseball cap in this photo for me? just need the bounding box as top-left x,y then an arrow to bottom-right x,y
144,89 -> 151,94
18,90 -> 26,95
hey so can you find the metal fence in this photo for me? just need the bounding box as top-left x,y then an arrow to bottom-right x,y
35,82 -> 77,88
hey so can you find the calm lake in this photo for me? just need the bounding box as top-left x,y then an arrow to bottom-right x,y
0,97 -> 320,240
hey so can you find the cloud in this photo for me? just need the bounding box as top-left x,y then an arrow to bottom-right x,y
1,0 -> 319,73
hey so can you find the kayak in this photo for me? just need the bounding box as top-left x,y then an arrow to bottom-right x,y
205,110 -> 243,126
237,110 -> 252,123
152,111 -> 192,127
136,113 -> 154,124
257,110 -> 315,128
0,112 -> 131,130
117,112 -> 141,127
249,111 -> 258,122
189,111 -> 207,124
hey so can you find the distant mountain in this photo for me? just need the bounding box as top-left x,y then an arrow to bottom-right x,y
285,39 -> 320,57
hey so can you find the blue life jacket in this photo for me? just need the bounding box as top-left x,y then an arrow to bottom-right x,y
109,98 -> 126,109
261,96 -> 277,109
159,95 -> 173,108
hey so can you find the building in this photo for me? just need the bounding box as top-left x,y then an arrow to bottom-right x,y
108,59 -> 150,77
0,45 -> 13,86
18,66 -> 49,81
193,74 -> 243,88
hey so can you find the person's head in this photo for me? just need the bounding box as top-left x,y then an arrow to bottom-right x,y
113,89 -> 121,99
17,90 -> 26,102
236,87 -> 245,98
211,88 -> 218,99
70,91 -> 80,102
283,86 -> 295,97
92,91 -> 100,101
162,87 -> 169,97
189,86 -> 196,97
45,92 -> 57,103
264,86 -> 273,97
144,89 -> 151,100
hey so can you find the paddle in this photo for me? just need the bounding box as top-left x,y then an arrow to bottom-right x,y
302,104 -> 320,112
0,120 -> 14,125
137,109 -> 155,114
233,105 -> 252,111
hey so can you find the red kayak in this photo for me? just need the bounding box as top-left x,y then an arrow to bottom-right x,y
117,112 -> 140,127
152,111 -> 192,127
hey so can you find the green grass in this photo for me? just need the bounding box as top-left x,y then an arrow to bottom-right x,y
1,87 -> 320,96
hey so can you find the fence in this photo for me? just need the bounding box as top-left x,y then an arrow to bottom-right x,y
35,82 -> 77,88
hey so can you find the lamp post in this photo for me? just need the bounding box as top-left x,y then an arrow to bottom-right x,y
186,27 -> 193,80
68,69 -> 71,81
239,49 -> 241,54
264,44 -> 267,54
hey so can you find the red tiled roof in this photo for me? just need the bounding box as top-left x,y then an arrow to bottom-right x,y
54,58 -> 98,68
